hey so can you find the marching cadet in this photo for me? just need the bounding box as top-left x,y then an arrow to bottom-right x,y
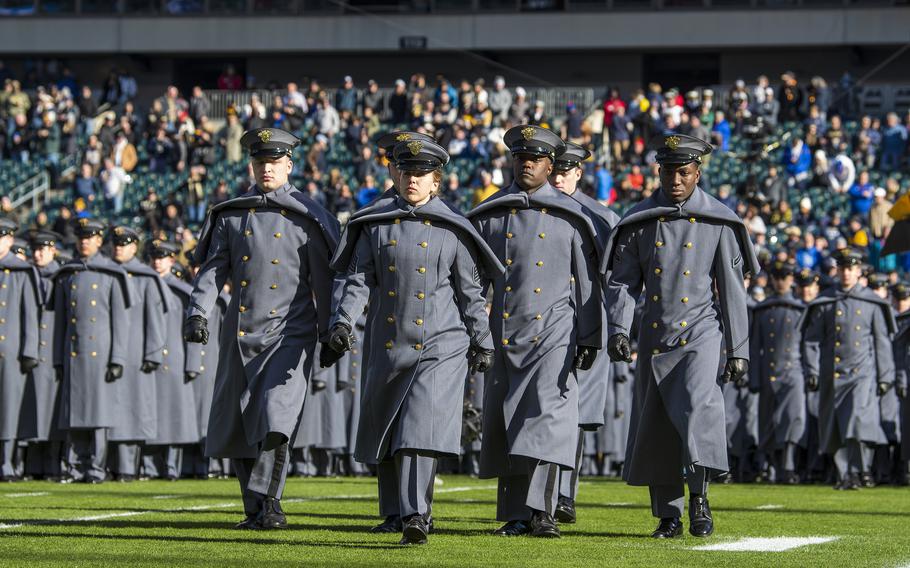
548,141 -> 620,524
19,231 -> 65,481
376,130 -> 437,196
802,248 -> 895,490
54,218 -> 132,484
0,218 -> 41,481
467,125 -> 602,539
184,127 -> 338,530
748,262 -> 807,484
108,227 -> 169,481
295,346 -> 348,477
868,274 -> 901,484
324,139 -> 501,545
606,134 -> 757,538
602,360 -> 634,477
893,282 -> 910,485
341,314 -> 368,477
11,237 -> 28,261
143,241 -> 201,480
796,268 -> 826,482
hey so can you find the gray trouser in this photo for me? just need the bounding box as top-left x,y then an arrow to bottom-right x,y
648,464 -> 710,519
25,441 -> 64,478
496,457 -> 560,522
142,445 -> 184,479
833,438 -> 871,479
232,440 -> 290,517
395,450 -> 438,519
110,442 -> 141,476
377,459 -> 400,517
68,429 -> 108,481
0,439 -> 15,477
777,442 -> 798,474
558,429 -> 585,500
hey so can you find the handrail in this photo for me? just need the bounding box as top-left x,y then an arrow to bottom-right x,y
9,170 -> 50,210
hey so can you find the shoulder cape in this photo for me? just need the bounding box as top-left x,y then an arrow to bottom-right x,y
466,182 -> 602,268
601,186 -> 759,277
52,253 -> 133,309
568,189 -> 620,260
331,194 -> 505,278
123,257 -> 170,313
164,274 -> 195,300
192,183 -> 340,265
0,253 -> 43,306
800,285 -> 896,334
752,292 -> 806,313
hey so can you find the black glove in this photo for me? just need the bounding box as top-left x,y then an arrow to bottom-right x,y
898,385 -> 908,399
468,345 -> 494,374
720,358 -> 749,384
614,372 -> 628,384
140,360 -> 160,374
19,356 -> 39,375
607,334 -> 632,363
311,378 -> 327,393
877,382 -> 892,397
105,363 -> 123,383
54,365 -> 63,382
806,375 -> 819,392
327,322 -> 354,354
319,342 -> 344,369
336,380 -> 350,393
574,346 -> 598,371
184,371 -> 199,384
183,315 -> 209,344
735,374 -> 750,389
615,409 -> 625,419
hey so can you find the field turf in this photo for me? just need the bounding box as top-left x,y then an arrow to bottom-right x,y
1,475 -> 908,567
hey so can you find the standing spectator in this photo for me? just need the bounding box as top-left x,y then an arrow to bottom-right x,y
488,76 -> 512,125
807,76 -> 831,120
306,134 -> 328,176
509,86 -> 529,124
283,82 -> 308,130
762,165 -> 788,209
782,137 -> 811,189
223,112 -> 244,163
354,146 -> 381,182
869,187 -> 896,272
593,162 -> 614,204
111,131 -> 138,173
72,163 -> 100,205
529,100 -> 548,127
778,71 -> 804,122
210,179 -> 231,207
848,170 -> 875,216
881,112 -> 907,171
9,114 -> 31,163
686,115 -> 710,143
602,88 -> 626,137
355,174 -> 379,208
335,75 -> 358,114
755,86 -> 780,127
99,157 -> 130,215
609,104 -> 632,163
146,128 -> 173,174
389,79 -> 408,124
183,165 -> 207,224
189,86 -> 210,125
139,189 -> 163,235
471,169 -> 499,207
316,97 -> 340,138
711,110 -> 731,152
562,103 -> 583,144
35,111 -> 61,167
217,64 -> 243,90
362,79 -> 384,116
77,85 -> 97,138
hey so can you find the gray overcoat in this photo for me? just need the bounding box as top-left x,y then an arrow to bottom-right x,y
332,194 -> 501,463
468,182 -> 602,474
894,312 -> 910,460
879,307 -> 902,445
189,183 -> 338,458
0,254 -> 41,440
605,187 -> 758,486
801,285 -> 895,452
192,291 -> 229,441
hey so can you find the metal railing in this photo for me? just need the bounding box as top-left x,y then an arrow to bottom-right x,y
9,170 -> 51,210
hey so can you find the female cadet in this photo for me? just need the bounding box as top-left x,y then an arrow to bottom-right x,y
323,139 -> 503,545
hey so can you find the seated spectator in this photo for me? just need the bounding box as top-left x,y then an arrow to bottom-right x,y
711,110 -> 731,152
782,136 -> 811,189
72,162 -> 100,204
99,157 -> 130,215
796,232 -> 822,270
472,170 -> 499,207
356,174 -> 380,209
881,112 -> 907,171
827,150 -> 855,194
847,216 -> 869,248
848,170 -> 875,216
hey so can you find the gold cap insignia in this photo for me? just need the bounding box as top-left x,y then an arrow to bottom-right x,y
665,135 -> 681,150
258,130 -> 272,143
396,133 -> 412,142
114,227 -> 124,236
78,218 -> 89,227
407,141 -> 423,156
521,127 -> 536,141
152,239 -> 161,247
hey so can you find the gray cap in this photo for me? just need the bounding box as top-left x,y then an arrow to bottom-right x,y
392,139 -> 450,173
503,125 -> 566,161
554,141 -> 591,171
240,127 -> 301,159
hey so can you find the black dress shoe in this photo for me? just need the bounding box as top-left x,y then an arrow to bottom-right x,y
399,514 -> 429,545
689,495 -> 714,537
493,520 -> 531,536
781,471 -> 800,485
116,475 -> 136,483
255,497 -> 287,530
651,517 -> 683,539
426,515 -> 435,534
370,515 -> 402,533
860,473 -> 875,488
554,497 -> 577,524
529,511 -> 560,538
84,477 -> 105,485
234,514 -> 259,530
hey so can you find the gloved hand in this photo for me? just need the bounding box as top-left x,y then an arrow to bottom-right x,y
614,372 -> 628,384
877,382 -> 893,397
184,371 -> 198,384
19,356 -> 39,375
607,334 -> 632,363
735,374 -> 750,389
615,409 -> 625,419
311,378 -> 327,393
898,385 -> 908,399
54,365 -> 63,382
469,345 -> 494,374
720,358 -> 749,384
806,375 -> 819,392
336,380 -> 350,393
574,346 -> 598,371
183,315 -> 209,344
327,322 -> 354,354
140,360 -> 160,374
105,363 -> 123,383
319,342 -> 344,369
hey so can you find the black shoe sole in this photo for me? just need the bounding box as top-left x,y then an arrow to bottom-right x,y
531,528 -> 561,538
554,509 -> 576,524
401,526 -> 428,545
690,524 -> 714,537
651,527 -> 683,539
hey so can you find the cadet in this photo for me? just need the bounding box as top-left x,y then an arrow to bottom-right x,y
376,130 -> 436,196
796,268 -> 826,481
548,141 -> 620,524
294,346 -> 347,477
139,241 -> 200,480
53,219 -> 132,483
108,227 -> 169,481
748,262 -> 807,484
19,230 -> 65,481
802,248 -> 895,490
184,127 -> 338,529
892,282 -> 910,484
467,125 -> 602,539
867,274 -> 901,484
0,218 -> 41,481
325,139 -> 500,545
606,134 -> 757,538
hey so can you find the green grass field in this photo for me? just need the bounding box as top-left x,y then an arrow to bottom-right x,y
1,476 -> 908,567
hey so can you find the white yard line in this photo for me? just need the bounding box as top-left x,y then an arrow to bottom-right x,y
2,492 -> 50,498
0,484 -> 495,531
151,495 -> 179,500
755,504 -> 784,510
691,536 -> 839,552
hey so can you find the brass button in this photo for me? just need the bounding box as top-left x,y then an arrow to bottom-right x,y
249,208 -> 256,214
536,261 -> 544,267
539,233 -> 546,239
683,270 -> 691,276
656,241 -> 664,248
654,268 -> 662,275
836,310 -> 843,316
659,216 -> 666,222
387,316 -> 395,324
836,325 -> 842,332
770,376 -> 777,382
388,265 -> 396,272
502,339 -> 509,346
834,372 -> 841,379
385,341 -> 394,349
652,295 -> 659,301
92,284 -> 98,290
416,292 -> 425,300
505,286 -> 512,292
242,255 -> 249,261
835,341 -> 841,347
241,280 -> 248,287
651,322 -> 658,329
506,232 -> 514,239
835,356 -> 841,363
769,332 -> 775,338
856,309 -> 861,315
201,350 -> 206,356
417,267 -> 426,274
534,288 -> 541,294
681,297 -> 689,303
271,259 -> 279,265
532,336 -> 540,343
71,284 -> 77,290
770,348 -> 775,353
388,291 -> 396,297
420,241 -> 428,248
40,340 -> 46,347
685,242 -> 693,249
389,239 -> 398,246
535,314 -> 542,320
503,312 -> 510,319
274,232 -> 282,238
239,306 -> 247,312
281,209 -> 287,216
689,217 -> 696,223
238,331 -> 246,337
423,220 -> 431,226
510,208 -> 517,215
394,218 -> 401,224
855,325 -> 861,331
541,208 -> 548,214
90,300 -> 97,307
506,259 -> 513,266
270,284 -> 278,290
680,321 -> 687,327
414,343 -> 422,350
415,319 -> 423,326
245,229 -> 252,236
652,348 -> 660,355
200,366 -> 205,372
270,309 -> 277,315
680,339 -> 687,346
71,351 -> 77,357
